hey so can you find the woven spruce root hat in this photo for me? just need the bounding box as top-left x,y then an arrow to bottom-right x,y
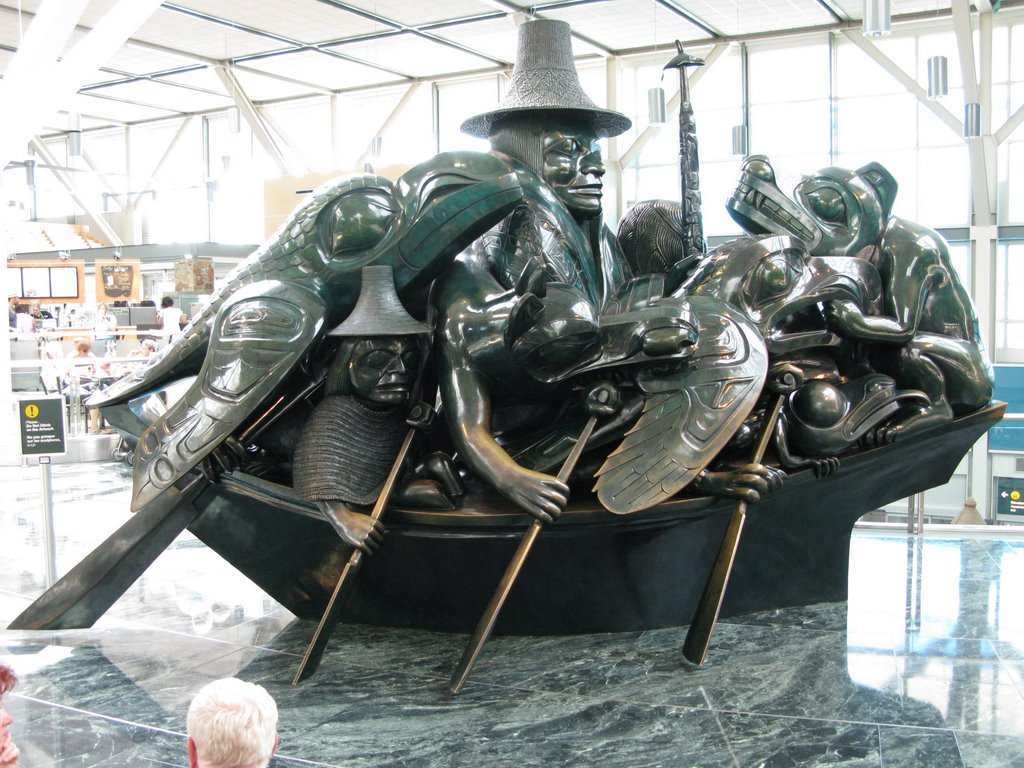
460,19 -> 632,139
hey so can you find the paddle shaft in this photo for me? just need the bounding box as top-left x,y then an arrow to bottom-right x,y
8,474 -> 207,630
449,414 -> 598,695
682,394 -> 785,665
292,426 -> 417,684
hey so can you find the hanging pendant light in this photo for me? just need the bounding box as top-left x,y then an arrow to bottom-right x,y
863,0 -> 891,37
731,125 -> 748,156
648,87 -> 667,125
964,102 -> 982,138
67,112 -> 82,157
926,56 -> 948,100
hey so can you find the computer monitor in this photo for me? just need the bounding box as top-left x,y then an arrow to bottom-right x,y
129,305 -> 160,330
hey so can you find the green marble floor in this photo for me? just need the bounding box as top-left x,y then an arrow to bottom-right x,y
1,461 -> 1022,767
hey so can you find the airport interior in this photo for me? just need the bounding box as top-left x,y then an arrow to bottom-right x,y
1,1 -> 1024,766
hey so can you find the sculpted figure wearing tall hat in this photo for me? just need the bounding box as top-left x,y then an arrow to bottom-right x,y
432,19 -> 725,522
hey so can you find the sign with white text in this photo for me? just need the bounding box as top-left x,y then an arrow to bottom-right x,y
19,396 -> 67,457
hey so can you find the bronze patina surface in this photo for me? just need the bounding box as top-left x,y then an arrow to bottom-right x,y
10,20 -> 1002,685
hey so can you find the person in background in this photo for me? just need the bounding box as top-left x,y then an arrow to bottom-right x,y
93,302 -> 117,354
158,296 -> 185,338
66,337 -> 109,433
186,678 -> 278,768
131,338 -> 159,358
113,337 -> 159,378
0,662 -> 20,767
27,302 -> 51,331
7,295 -> 19,329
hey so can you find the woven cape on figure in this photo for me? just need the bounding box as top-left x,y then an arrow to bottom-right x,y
292,395 -> 407,506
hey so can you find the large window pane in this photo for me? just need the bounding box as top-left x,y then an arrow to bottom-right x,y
749,100 -> 830,156
1007,141 -> 1024,224
917,146 -> 969,227
264,98 -> 331,173
995,242 -> 1024,359
436,77 -> 501,154
130,120 -> 204,244
748,40 -> 829,100
836,94 -> 917,153
837,36 -> 915,96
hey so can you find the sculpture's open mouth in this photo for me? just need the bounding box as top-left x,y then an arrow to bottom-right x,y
843,381 -> 907,439
726,155 -> 823,251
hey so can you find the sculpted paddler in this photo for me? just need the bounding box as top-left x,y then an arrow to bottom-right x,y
433,19 -> 779,519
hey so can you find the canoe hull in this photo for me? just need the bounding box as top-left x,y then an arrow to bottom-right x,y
188,402 -> 1005,635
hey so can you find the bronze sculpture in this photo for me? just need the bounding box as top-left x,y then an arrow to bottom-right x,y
9,19 -> 1003,688
437,19 -> 780,517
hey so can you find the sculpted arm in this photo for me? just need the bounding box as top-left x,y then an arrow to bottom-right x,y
435,309 -> 568,523
826,246 -> 942,344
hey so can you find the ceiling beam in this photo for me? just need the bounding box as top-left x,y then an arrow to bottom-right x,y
314,0 -> 513,66
231,64 -> 334,96
30,138 -> 124,247
838,29 -> 962,136
653,0 -> 723,39
812,0 -> 846,23
0,0 -> 91,168
256,106 -> 314,174
951,0 -> 995,225
213,65 -> 292,176
357,83 -> 423,168
131,115 -> 194,208
80,147 -> 125,212
0,0 -> 164,170
951,0 -> 980,104
994,103 -> 1024,145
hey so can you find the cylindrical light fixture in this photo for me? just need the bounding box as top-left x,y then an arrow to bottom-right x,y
926,56 -> 948,100
648,87 -> 667,125
863,0 -> 891,37
67,112 -> 82,157
964,102 -> 982,138
731,125 -> 748,156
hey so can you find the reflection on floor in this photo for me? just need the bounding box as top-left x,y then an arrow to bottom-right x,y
1,460 -> 1023,767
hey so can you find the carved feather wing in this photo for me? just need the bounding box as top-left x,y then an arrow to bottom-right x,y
595,296 -> 768,514
130,281 -> 325,513
91,176 -> 384,409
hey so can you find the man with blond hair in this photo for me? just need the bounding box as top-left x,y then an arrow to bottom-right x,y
186,678 -> 278,768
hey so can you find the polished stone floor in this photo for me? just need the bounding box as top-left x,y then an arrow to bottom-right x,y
1,459 -> 1023,767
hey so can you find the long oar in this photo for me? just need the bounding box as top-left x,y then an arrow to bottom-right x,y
292,403 -> 433,684
682,393 -> 785,665
449,414 -> 598,695
8,391 -> 302,631
8,473 -> 206,630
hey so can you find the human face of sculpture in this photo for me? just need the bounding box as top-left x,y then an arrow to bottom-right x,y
541,129 -> 605,219
349,336 -> 419,405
